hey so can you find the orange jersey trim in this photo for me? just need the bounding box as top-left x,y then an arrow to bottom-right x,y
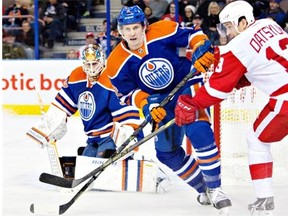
189,34 -> 208,49
146,20 -> 178,42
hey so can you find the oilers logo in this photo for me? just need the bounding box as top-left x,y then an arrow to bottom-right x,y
139,58 -> 174,90
78,92 -> 95,121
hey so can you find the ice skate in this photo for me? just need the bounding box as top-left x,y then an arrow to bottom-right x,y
248,197 -> 274,216
207,187 -> 231,215
197,192 -> 211,205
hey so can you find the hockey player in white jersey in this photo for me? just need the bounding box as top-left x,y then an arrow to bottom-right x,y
174,0 -> 288,215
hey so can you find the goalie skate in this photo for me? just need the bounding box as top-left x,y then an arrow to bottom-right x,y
248,197 -> 274,216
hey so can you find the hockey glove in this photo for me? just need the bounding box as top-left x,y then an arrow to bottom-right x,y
141,94 -> 167,131
174,94 -> 198,126
192,40 -> 215,73
26,105 -> 67,145
111,122 -> 136,148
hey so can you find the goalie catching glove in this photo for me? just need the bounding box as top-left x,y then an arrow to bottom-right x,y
192,39 -> 214,73
141,94 -> 167,131
174,94 -> 199,126
26,105 -> 68,145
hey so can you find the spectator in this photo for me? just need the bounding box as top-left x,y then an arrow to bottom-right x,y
62,0 -> 82,31
191,13 -> 208,31
78,32 -> 97,59
147,0 -> 169,19
249,0 -> 270,20
124,0 -> 147,11
96,19 -> 122,56
161,2 -> 184,24
267,0 -> 287,29
204,1 -> 220,45
40,0 -> 67,49
96,20 -> 109,55
15,20 -> 36,59
178,0 -> 193,18
181,5 -> 196,27
144,6 -> 159,25
3,31 -> 27,59
3,0 -> 30,36
82,0 -> 92,17
66,49 -> 78,59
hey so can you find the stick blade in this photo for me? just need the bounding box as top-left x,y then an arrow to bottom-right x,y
30,203 -> 60,215
39,173 -> 73,188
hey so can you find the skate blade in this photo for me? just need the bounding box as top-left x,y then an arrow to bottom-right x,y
219,206 -> 230,215
250,210 -> 274,216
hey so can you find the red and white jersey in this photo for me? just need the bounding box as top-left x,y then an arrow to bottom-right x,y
193,18 -> 288,108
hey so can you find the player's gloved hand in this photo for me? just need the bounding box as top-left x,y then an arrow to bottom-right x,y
141,94 -> 167,131
174,94 -> 198,126
192,39 -> 215,73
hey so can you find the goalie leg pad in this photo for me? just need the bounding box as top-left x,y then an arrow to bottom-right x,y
75,156 -> 169,193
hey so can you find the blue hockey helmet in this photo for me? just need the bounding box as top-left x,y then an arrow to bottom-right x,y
117,5 -> 146,26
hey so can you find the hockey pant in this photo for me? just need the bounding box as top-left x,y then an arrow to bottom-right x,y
82,136 -> 117,158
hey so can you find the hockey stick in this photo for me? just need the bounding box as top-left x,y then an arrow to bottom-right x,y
30,118 -> 175,215
33,79 -> 63,178
39,65 -> 198,188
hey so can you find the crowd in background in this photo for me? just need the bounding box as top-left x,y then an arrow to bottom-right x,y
2,0 -> 288,59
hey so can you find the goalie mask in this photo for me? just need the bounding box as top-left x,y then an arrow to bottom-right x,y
82,44 -> 105,80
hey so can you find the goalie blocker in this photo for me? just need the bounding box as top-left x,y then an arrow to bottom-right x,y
60,153 -> 170,193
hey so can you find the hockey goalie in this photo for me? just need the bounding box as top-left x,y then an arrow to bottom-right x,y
27,44 -> 169,193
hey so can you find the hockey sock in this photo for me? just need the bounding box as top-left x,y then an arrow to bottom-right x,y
157,148 -> 206,193
194,143 -> 221,188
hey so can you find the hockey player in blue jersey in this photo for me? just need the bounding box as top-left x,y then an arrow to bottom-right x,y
105,5 -> 231,212
27,44 -> 142,158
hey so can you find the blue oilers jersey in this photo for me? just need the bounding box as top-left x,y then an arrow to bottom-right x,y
106,20 -> 204,108
52,66 -> 141,143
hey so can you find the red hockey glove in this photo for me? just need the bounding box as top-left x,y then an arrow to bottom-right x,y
175,95 -> 198,126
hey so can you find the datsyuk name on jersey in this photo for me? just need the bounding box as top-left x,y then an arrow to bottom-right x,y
250,21 -> 285,53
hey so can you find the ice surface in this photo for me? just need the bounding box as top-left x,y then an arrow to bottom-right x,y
3,113 -> 288,216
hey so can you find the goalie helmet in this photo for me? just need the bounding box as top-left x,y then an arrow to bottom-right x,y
82,44 -> 105,79
219,1 -> 255,26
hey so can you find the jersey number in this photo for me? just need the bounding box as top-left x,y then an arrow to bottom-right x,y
266,38 -> 288,71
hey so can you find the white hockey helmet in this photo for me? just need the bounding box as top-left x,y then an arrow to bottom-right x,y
82,44 -> 105,79
219,0 -> 255,26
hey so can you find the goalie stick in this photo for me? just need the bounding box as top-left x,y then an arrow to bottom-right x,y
39,65 -> 198,188
30,118 -> 175,215
33,79 -> 63,178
